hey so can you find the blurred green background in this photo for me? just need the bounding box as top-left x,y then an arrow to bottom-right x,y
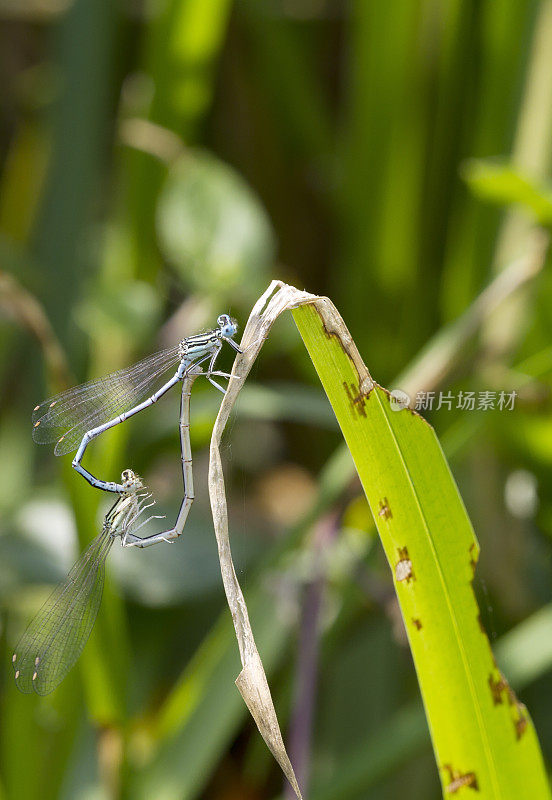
1,1 -> 552,798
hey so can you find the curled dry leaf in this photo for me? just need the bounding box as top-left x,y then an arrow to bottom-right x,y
208,280 -> 318,800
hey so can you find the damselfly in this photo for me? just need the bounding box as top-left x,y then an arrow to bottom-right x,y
32,315 -> 240,495
12,470 -> 156,695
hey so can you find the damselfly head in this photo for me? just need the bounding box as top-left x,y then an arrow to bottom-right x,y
217,314 -> 238,338
111,477 -> 162,546
121,469 -> 144,492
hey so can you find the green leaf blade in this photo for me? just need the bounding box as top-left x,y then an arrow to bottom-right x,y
293,301 -> 551,799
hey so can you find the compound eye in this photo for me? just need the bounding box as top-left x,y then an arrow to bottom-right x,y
217,314 -> 230,328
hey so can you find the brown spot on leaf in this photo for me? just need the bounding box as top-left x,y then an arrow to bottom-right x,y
412,618 -> 422,630
378,498 -> 392,520
395,547 -> 414,583
489,673 -> 506,705
488,671 -> 529,738
443,765 -> 478,793
505,681 -> 529,740
515,716 -> 528,740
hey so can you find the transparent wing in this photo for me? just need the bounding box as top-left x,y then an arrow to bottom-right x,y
32,345 -> 181,456
12,528 -> 114,695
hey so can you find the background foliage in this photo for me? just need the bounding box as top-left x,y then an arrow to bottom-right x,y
1,1 -> 552,798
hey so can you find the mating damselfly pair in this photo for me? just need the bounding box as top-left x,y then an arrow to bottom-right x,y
13,315 -> 241,694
